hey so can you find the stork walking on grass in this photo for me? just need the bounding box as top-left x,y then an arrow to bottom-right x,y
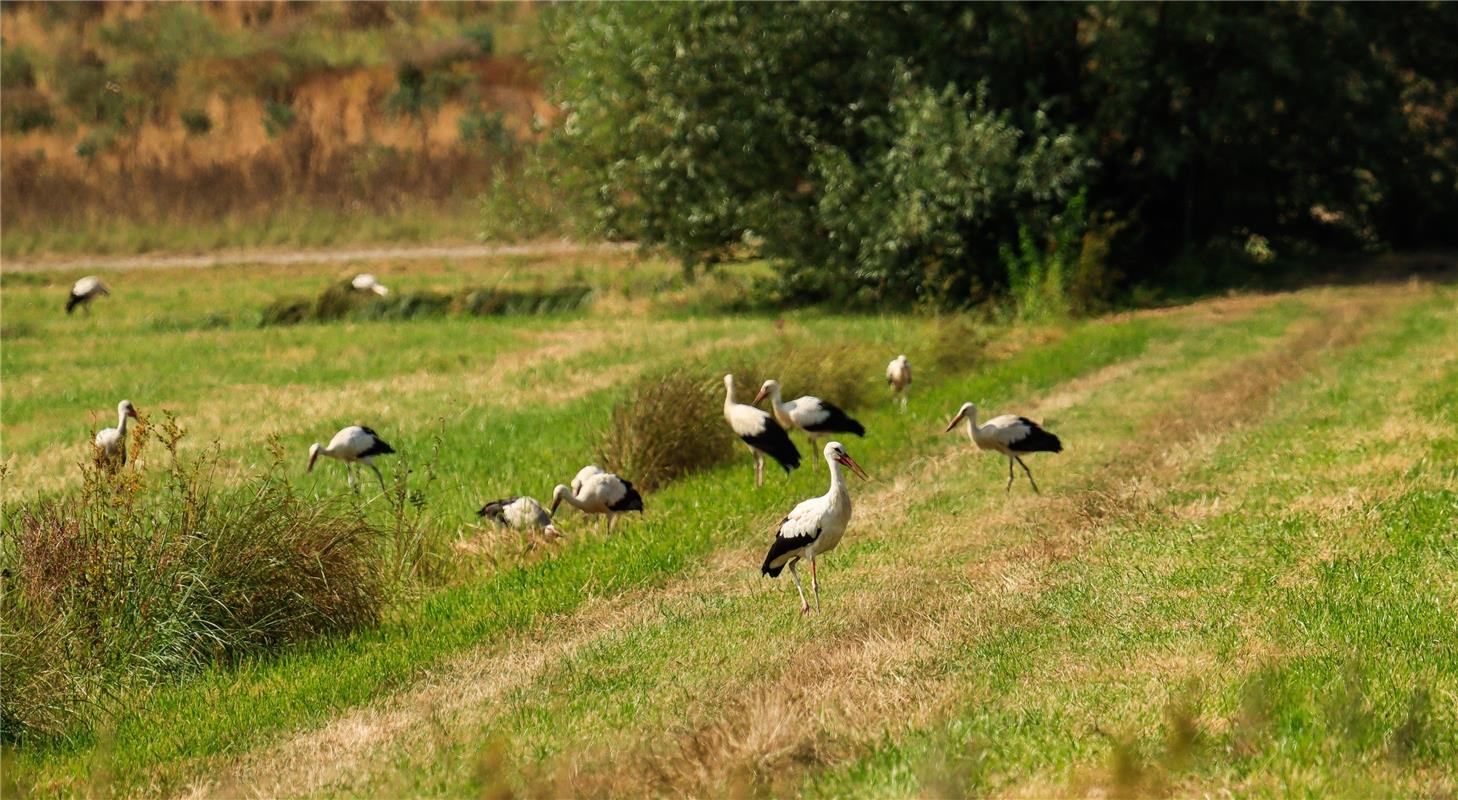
350,273 -> 390,296
67,276 -> 111,315
886,355 -> 912,409
94,400 -> 140,466
761,441 -> 870,614
550,468 -> 643,532
723,374 -> 801,487
478,496 -> 561,540
944,402 -> 1062,493
753,379 -> 864,468
306,425 -> 396,492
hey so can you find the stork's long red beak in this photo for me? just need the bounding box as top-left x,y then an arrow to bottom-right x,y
752,387 -> 769,406
943,412 -> 965,433
837,454 -> 870,481
549,495 -> 562,515
306,451 -> 319,473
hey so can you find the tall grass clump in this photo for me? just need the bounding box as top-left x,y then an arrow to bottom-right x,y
0,418 -> 384,742
595,372 -> 737,492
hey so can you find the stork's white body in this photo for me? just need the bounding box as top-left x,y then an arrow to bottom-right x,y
68,276 -> 111,314
551,469 -> 643,532
351,273 -> 390,296
886,355 -> 911,409
754,380 -> 864,469
478,496 -> 560,538
571,465 -> 605,498
723,375 -> 800,487
307,425 -> 395,491
945,402 -> 1063,493
761,442 -> 869,613
94,400 -> 138,465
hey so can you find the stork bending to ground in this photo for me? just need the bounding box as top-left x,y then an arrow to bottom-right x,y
753,379 -> 864,468
478,496 -> 560,541
761,441 -> 869,614
886,355 -> 911,409
350,273 -> 390,296
723,374 -> 801,487
944,402 -> 1062,493
551,468 -> 643,533
94,400 -> 139,466
306,425 -> 396,492
67,276 -> 110,315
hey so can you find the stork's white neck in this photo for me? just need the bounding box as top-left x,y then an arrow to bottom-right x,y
723,377 -> 737,409
824,451 -> 849,499
116,407 -> 131,435
555,485 -> 591,511
964,407 -> 981,442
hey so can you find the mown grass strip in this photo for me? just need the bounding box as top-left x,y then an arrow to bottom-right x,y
805,288 -> 1456,797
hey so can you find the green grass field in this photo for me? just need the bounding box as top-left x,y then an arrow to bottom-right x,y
2,252 -> 1454,798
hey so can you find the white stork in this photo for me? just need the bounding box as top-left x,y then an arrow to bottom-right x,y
350,273 -> 390,296
94,399 -> 140,465
944,402 -> 1063,493
306,425 -> 396,491
67,276 -> 110,315
550,468 -> 643,532
886,355 -> 911,409
761,441 -> 869,614
478,496 -> 561,540
723,374 -> 801,487
753,379 -> 865,468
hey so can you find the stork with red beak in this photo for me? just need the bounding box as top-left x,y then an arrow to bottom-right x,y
761,441 -> 870,614
944,402 -> 1062,493
306,425 -> 396,492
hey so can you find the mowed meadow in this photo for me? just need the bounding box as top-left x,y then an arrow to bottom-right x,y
2,251 -> 1457,797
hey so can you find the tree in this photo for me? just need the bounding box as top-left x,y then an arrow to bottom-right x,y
547,3 -> 1458,305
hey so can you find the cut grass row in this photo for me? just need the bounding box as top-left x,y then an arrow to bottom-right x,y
803,286 -> 1458,797
6,289 -> 1204,795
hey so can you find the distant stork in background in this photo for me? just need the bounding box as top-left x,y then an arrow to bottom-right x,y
350,273 -> 390,296
307,425 -> 396,492
67,276 -> 110,314
723,374 -> 801,487
478,496 -> 560,540
761,441 -> 869,614
753,379 -> 864,468
94,399 -> 139,466
886,355 -> 912,409
551,468 -> 643,532
944,402 -> 1062,493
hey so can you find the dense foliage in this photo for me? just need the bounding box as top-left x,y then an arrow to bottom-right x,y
548,3 -> 1458,306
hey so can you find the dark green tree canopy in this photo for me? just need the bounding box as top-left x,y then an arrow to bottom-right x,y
548,3 -> 1458,306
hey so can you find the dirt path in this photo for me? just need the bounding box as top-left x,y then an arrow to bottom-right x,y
1,240 -> 635,274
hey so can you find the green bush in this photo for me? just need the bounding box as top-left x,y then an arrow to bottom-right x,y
180,107 -> 213,136
259,282 -> 593,327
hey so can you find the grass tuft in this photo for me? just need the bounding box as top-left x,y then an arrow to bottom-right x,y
594,371 -> 737,492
